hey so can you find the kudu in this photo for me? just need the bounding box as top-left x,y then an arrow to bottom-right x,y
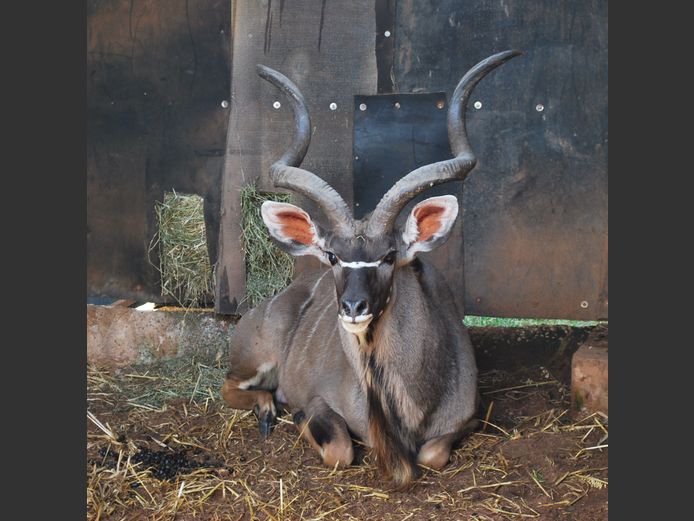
222,50 -> 521,487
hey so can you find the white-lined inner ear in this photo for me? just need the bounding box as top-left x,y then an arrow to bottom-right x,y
261,201 -> 328,263
261,201 -> 319,246
402,195 -> 459,257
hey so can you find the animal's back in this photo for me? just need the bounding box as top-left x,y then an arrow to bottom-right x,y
227,269 -> 330,381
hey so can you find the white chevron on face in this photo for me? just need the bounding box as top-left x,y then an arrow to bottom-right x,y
338,259 -> 381,269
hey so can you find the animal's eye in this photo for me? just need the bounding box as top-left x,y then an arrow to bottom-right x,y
382,251 -> 396,265
326,251 -> 338,266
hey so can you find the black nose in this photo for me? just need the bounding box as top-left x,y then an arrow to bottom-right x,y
341,299 -> 369,318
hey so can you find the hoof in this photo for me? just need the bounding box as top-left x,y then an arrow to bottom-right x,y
255,406 -> 276,439
292,410 -> 306,425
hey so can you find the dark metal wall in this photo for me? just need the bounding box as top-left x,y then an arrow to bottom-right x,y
87,0 -> 607,320
392,0 -> 608,320
87,0 -> 230,302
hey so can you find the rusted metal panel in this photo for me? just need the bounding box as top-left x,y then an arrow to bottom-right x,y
393,0 -> 608,319
87,0 -> 230,302
215,0 -> 378,314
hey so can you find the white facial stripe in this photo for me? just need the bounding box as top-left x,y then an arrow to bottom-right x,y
338,260 -> 381,269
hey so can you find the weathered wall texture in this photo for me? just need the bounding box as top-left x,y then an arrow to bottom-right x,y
87,305 -> 232,367
87,0 -> 607,320
87,0 -> 231,302
215,0 -> 379,313
217,0 -> 607,319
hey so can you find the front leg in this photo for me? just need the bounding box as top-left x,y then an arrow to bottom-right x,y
417,419 -> 479,469
221,378 -> 277,438
293,397 -> 354,468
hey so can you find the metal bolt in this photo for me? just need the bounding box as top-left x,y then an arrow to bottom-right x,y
394,102 -> 401,109
384,30 -> 391,37
436,100 -> 445,109
536,104 -> 544,112
329,102 -> 337,110
473,101 -> 482,110
580,301 -> 589,309
273,101 -> 281,109
221,100 -> 229,108
359,103 -> 367,111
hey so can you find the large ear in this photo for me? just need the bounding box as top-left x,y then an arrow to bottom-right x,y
401,195 -> 459,261
261,201 -> 328,261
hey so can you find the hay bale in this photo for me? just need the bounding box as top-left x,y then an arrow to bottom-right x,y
240,185 -> 294,307
152,191 -> 214,307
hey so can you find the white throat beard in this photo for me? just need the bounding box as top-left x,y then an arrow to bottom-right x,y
339,313 -> 373,335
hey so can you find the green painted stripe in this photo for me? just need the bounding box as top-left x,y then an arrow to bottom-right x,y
463,316 -> 606,328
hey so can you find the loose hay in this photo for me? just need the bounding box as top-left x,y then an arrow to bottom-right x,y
150,191 -> 214,307
87,327 -> 608,521
240,185 -> 293,307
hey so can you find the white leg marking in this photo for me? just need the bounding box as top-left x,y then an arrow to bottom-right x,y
238,361 -> 277,390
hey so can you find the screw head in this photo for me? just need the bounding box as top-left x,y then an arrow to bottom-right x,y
394,102 -> 401,109
359,103 -> 367,111
221,100 -> 229,108
536,104 -> 544,112
329,102 -> 337,110
436,100 -> 445,109
273,101 -> 281,109
384,30 -> 391,37
473,101 -> 482,110
580,300 -> 589,309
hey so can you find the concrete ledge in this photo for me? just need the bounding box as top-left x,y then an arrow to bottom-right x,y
87,305 -> 234,367
571,325 -> 608,415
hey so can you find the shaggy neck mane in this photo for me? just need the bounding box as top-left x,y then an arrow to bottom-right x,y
363,350 -> 419,487
355,279 -> 423,488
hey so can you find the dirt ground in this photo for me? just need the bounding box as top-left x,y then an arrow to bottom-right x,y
87,325 -> 608,520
